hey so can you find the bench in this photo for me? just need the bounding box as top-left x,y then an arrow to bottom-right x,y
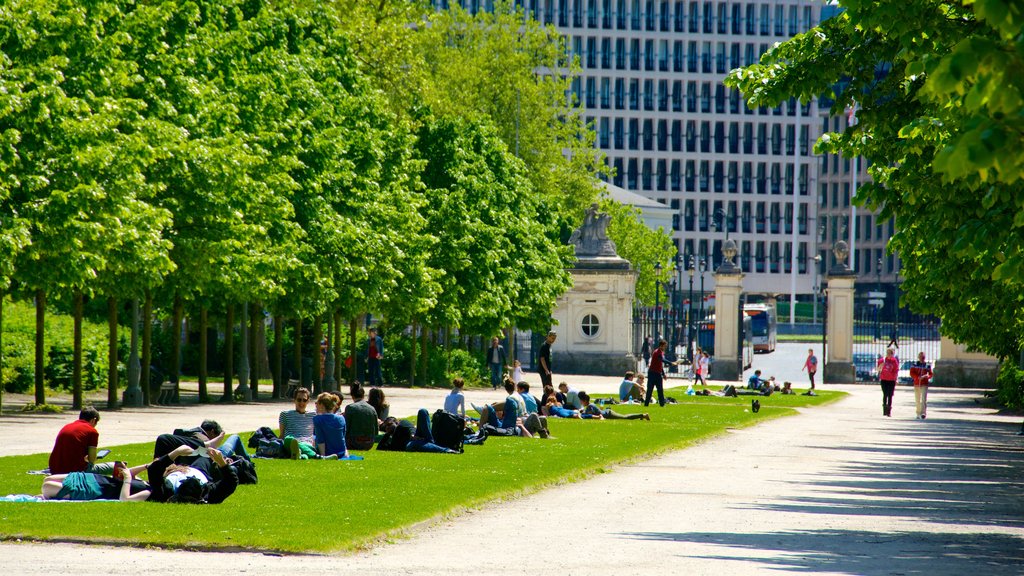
285,379 -> 300,400
155,381 -> 177,405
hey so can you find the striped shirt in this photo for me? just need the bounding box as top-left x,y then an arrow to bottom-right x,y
279,410 -> 315,445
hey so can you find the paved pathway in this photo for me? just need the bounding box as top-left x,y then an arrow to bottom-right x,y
2,383 -> 1023,575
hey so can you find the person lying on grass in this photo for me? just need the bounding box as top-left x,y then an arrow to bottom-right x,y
41,445 -> 238,503
543,395 -> 582,419
376,412 -> 460,453
313,392 -> 348,459
154,420 -> 252,463
41,461 -> 151,501
578,392 -> 650,421
147,444 -> 239,503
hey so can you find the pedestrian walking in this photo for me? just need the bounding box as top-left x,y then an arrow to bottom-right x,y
876,348 -> 899,417
801,348 -> 818,390
645,339 -> 679,407
486,337 -> 507,391
909,351 -> 933,419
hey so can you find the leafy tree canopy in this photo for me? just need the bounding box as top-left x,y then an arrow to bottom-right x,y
727,0 -> 1024,358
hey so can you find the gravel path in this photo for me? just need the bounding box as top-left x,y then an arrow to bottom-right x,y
2,382 -> 1023,575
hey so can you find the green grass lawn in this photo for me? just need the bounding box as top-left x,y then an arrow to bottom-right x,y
0,386 -> 842,553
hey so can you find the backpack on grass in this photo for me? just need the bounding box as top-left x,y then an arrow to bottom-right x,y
431,410 -> 465,453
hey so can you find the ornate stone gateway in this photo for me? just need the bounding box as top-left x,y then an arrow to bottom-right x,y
550,204 -> 638,376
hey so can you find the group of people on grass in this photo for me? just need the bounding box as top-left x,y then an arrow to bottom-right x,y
43,410 -> 247,503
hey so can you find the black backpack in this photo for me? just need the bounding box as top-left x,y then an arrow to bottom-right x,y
231,458 -> 258,484
431,410 -> 465,453
247,427 -> 278,449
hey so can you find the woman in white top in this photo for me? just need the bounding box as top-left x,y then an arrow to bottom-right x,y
443,377 -> 466,417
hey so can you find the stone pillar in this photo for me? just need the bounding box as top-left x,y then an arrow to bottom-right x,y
711,240 -> 744,381
934,336 -> 1000,388
824,241 -> 856,383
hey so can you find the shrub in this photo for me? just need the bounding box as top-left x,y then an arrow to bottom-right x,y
995,360 -> 1024,411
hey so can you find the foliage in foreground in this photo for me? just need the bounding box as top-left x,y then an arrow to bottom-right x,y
0,387 -> 841,552
727,0 -> 1024,358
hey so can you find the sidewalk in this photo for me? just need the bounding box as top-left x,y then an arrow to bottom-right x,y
2,384 -> 1023,575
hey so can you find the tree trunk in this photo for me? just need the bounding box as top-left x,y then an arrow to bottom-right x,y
34,289 -> 46,406
333,311 -> 343,385
420,327 -> 429,386
250,302 -> 259,399
141,289 -> 152,406
107,295 -> 118,410
171,296 -> 183,402
313,315 -> 323,394
348,318 -> 357,384
293,317 -> 302,389
272,314 -> 283,398
223,303 -> 234,402
198,306 -> 208,402
410,321 -> 418,387
73,291 -> 83,410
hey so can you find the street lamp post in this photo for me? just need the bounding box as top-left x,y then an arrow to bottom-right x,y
874,257 -> 882,340
654,261 -> 663,343
687,254 -> 695,362
698,257 -> 706,353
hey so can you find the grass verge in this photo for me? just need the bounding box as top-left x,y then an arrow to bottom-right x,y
0,385 -> 843,553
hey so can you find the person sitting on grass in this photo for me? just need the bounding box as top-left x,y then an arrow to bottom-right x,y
48,406 -> 116,476
41,461 -> 151,501
747,370 -> 768,391
543,395 -> 582,419
618,371 -> 643,402
444,377 -> 467,418
579,392 -> 650,421
313,393 -> 347,459
558,382 -> 583,410
279,387 -> 318,459
345,382 -> 380,450
368,387 -> 390,427
516,382 -> 551,438
475,381 -> 533,437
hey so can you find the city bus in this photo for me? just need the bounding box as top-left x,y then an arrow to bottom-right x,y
695,314 -> 753,371
743,303 -> 777,353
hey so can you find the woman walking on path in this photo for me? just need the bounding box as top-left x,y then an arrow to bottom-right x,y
909,351 -> 933,419
876,348 -> 900,417
802,349 -> 818,390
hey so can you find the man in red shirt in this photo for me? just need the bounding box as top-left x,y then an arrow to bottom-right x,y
49,407 -> 111,474
644,339 -> 679,408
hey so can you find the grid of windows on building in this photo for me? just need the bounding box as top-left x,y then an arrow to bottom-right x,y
432,0 -> 887,292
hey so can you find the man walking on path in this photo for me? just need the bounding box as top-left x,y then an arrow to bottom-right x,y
538,331 -> 556,389
366,327 -> 384,388
487,337 -> 507,391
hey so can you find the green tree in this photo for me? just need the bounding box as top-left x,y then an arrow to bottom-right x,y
414,114 -> 573,335
726,0 -> 1024,358
602,199 -> 677,306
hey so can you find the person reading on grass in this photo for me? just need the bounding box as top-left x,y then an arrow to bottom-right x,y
375,412 -> 462,452
146,444 -> 238,503
279,387 -> 318,459
313,393 -> 347,459
48,406 -> 115,476
155,420 -> 252,464
579,392 -> 650,421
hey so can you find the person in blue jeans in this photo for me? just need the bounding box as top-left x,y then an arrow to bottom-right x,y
217,434 -> 252,463
406,409 -> 459,453
486,337 -> 507,390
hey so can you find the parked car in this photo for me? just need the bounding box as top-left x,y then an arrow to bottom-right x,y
853,353 -> 878,382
